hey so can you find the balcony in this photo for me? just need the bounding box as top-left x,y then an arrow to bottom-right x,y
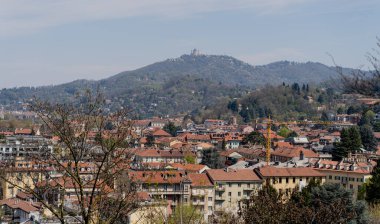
243,186 -> 254,191
215,195 -> 225,201
215,186 -> 225,191
192,200 -> 205,205
192,190 -> 205,196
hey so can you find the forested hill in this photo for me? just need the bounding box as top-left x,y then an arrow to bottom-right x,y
0,53 -> 354,117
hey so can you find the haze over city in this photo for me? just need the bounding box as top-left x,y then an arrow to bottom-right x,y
1,0 -> 379,88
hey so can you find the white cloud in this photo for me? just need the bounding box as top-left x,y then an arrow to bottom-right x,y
0,0 -> 308,37
238,48 -> 306,65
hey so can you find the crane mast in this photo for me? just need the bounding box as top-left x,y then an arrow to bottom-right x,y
266,117 -> 271,165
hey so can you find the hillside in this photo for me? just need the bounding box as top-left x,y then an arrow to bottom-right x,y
0,52 -> 354,117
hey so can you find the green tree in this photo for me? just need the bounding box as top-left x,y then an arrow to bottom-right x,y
168,205 -> 205,224
243,183 -> 368,224
337,107 -> 345,114
360,125 -> 378,151
321,111 -> 329,121
146,134 -> 155,147
163,122 -> 180,137
359,110 -> 375,126
242,131 -> 265,146
366,163 -> 380,204
201,148 -> 223,169
184,155 -> 196,164
373,121 -> 380,132
349,126 -> 363,151
333,126 -> 362,160
347,105 -> 361,115
277,126 -> 292,138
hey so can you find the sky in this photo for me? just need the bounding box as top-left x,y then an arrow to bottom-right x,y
0,0 -> 379,88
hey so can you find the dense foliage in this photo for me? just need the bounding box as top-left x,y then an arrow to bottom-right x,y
333,126 -> 362,160
243,183 -> 369,224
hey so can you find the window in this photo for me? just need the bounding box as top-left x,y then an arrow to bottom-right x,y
350,184 -> 353,189
286,178 -> 289,184
279,178 -> 282,183
208,197 -> 212,201
238,183 -> 241,187
329,175 -> 332,180
247,183 -> 250,188
238,192 -> 241,197
293,177 -> 296,183
299,178 -> 303,182
229,183 -> 232,187
208,206 -> 213,211
228,192 -> 231,197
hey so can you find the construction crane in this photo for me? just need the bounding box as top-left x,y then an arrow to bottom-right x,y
265,118 -> 339,165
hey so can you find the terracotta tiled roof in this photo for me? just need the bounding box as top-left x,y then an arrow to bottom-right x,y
272,147 -> 319,158
153,129 -> 172,137
0,198 -> 39,213
0,131 -> 14,136
15,128 -> 33,135
275,142 -> 292,148
134,149 -> 187,158
129,171 -> 187,184
185,134 -> 211,141
206,169 -> 262,182
258,166 -> 325,177
188,173 -> 213,187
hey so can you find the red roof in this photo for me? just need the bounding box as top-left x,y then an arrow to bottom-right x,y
188,173 -> 213,187
206,169 -> 262,182
0,198 -> 39,213
258,166 -> 325,177
272,147 -> 319,159
134,149 -> 187,158
129,171 -> 187,184
15,128 -> 32,135
153,129 -> 172,137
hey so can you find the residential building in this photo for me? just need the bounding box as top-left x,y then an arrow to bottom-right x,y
205,169 -> 263,213
188,173 -> 214,222
313,159 -> 375,198
271,147 -> 319,163
129,171 -> 191,209
255,166 -> 326,197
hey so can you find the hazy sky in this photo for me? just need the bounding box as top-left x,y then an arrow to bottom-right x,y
0,0 -> 379,88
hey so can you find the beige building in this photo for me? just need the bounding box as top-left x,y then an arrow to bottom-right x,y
255,166 -> 326,197
313,159 -> 375,198
188,173 -> 214,222
205,169 -> 263,213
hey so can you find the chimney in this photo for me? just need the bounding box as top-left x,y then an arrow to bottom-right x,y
300,150 -> 304,160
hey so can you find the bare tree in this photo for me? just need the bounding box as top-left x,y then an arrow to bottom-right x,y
338,38 -> 380,96
0,90 -> 137,224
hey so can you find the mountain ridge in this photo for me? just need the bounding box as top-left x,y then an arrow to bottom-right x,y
0,53 -> 354,117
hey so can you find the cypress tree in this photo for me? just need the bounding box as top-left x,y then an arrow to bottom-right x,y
366,163 -> 380,204
360,125 -> 378,151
